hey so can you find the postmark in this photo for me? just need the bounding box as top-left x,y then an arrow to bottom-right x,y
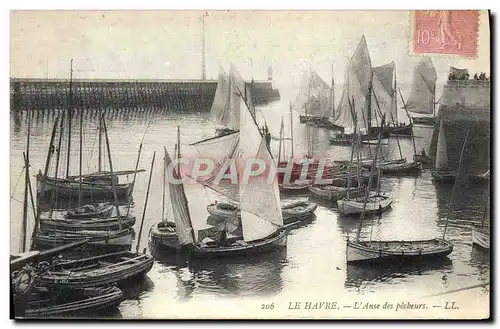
412,10 -> 479,57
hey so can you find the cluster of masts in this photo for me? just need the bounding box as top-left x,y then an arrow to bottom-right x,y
11,36 -> 490,317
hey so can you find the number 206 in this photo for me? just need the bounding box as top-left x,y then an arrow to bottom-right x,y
261,303 -> 274,310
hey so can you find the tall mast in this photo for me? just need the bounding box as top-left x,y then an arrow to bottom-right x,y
78,80 -> 83,207
331,63 -> 335,117
356,114 -> 385,241
277,117 -> 284,164
398,88 -> 417,156
65,58 -> 73,178
136,151 -> 156,254
177,125 -> 181,175
101,113 -> 122,228
394,65 -> 398,122
346,99 -> 356,199
432,83 -> 436,118
289,102 -> 294,159
98,114 -> 102,172
20,111 -> 31,253
125,123 -> 146,218
442,129 -> 470,240
162,147 -> 167,223
366,81 -> 373,131
391,113 -> 403,160
52,109 -> 66,212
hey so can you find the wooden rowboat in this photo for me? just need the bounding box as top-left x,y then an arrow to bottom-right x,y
39,215 -> 136,232
18,285 -> 123,318
337,193 -> 392,216
39,251 -> 154,288
33,228 -> 133,252
346,239 -> 453,264
378,161 -> 422,175
279,180 -> 311,193
149,222 -> 179,251
308,185 -> 365,201
472,227 -> 490,250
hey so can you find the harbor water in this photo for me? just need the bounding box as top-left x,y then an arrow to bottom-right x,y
9,98 -> 490,318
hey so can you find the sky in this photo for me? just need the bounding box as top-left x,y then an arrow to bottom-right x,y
10,10 -> 490,99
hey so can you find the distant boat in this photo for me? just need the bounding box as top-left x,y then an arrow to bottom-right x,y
295,70 -> 335,127
405,57 -> 438,127
432,119 -> 456,182
308,184 -> 365,202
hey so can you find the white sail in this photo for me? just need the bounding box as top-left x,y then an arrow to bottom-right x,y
164,149 -> 194,246
190,131 -> 240,200
406,57 -> 437,115
239,136 -> 283,242
211,69 -> 230,125
218,63 -> 246,131
435,120 -> 448,170
371,62 -> 396,124
237,96 -> 282,242
334,35 -> 373,131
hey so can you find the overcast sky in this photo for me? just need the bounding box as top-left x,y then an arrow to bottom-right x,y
10,10 -> 490,96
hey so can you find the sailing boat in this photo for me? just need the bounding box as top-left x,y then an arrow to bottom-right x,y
37,113 -> 137,232
211,64 -> 248,136
36,61 -> 144,201
431,119 -> 456,182
345,129 -> 455,264
296,70 -> 335,128
472,183 -> 490,250
154,95 -> 287,257
337,114 -> 392,216
405,57 -> 438,126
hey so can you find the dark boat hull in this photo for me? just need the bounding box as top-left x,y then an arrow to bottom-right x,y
432,170 -> 456,183
412,116 -> 435,126
40,251 -> 154,288
40,216 -> 136,232
346,239 -> 453,264
19,286 -> 123,318
192,230 -> 287,258
413,154 -> 433,165
379,161 -> 423,175
36,175 -> 131,200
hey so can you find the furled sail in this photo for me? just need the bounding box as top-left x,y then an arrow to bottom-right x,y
371,62 -> 396,124
164,148 -> 194,246
334,35 -> 373,131
211,69 -> 230,125
435,120 -> 448,170
406,57 -> 437,114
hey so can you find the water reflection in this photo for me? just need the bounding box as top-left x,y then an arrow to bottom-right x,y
345,257 -> 453,291
152,249 -> 286,300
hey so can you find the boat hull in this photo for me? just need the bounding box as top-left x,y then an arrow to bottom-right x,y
36,175 -> 131,200
346,239 -> 453,264
379,161 -> 423,175
412,116 -> 435,126
192,230 -> 287,258
337,194 -> 392,215
431,170 -> 456,183
413,154 -> 432,165
308,185 -> 365,202
20,286 -> 123,318
207,201 -> 316,225
40,216 -> 136,232
39,252 -> 154,289
472,227 -> 490,250
33,228 -> 133,252
149,222 -> 180,251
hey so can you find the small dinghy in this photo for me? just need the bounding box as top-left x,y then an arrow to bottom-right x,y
16,285 -> 123,318
413,153 -> 432,165
207,199 -> 317,225
308,185 -> 365,201
378,161 -> 423,175
39,251 -> 154,288
337,193 -> 392,215
33,228 -> 133,252
149,221 -> 179,251
65,202 -> 114,219
472,227 -> 489,250
346,239 -> 454,264
40,215 -> 136,232
279,180 -> 311,193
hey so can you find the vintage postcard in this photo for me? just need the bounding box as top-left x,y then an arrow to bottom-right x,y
9,10 -> 490,319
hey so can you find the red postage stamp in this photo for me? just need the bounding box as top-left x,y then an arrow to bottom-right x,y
412,10 -> 479,57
